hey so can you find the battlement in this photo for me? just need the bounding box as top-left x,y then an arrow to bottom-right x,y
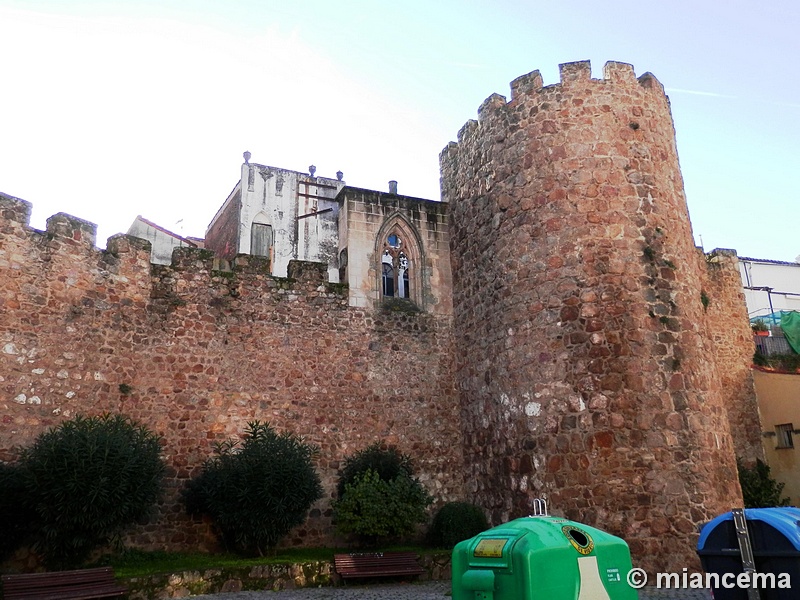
0,191 -> 32,225
442,61 -> 666,160
0,193 -> 345,307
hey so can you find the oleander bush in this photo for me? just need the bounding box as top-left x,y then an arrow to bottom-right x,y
18,413 -> 165,568
183,421 -> 323,555
0,461 -> 35,561
427,501 -> 489,548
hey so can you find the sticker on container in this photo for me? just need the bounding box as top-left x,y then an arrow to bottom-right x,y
473,538 -> 509,558
606,568 -> 621,582
561,525 -> 595,555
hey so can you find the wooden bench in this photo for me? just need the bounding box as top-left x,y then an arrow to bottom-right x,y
1,566 -> 127,600
333,551 -> 424,581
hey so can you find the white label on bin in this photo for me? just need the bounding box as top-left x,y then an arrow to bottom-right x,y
577,556 -> 612,600
606,568 -> 620,582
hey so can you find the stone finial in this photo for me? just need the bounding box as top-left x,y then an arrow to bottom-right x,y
243,151 -> 251,164
389,180 -> 398,195
336,170 -> 344,181
309,165 -> 317,177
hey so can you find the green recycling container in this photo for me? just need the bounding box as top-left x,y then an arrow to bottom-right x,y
452,515 -> 638,600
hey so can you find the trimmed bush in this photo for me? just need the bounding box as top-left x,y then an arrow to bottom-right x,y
19,414 -> 165,568
738,458 -> 790,508
333,469 -> 432,544
183,421 -> 323,555
427,501 -> 489,548
0,461 -> 35,561
336,442 -> 414,498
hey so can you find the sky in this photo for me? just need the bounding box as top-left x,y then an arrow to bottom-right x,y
0,0 -> 798,261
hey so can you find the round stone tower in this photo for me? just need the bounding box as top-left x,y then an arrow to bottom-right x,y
441,60 -> 741,572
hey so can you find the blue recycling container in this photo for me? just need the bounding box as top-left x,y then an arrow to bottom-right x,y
697,507 -> 800,600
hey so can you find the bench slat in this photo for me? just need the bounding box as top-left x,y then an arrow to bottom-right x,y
1,567 -> 126,600
333,552 -> 424,580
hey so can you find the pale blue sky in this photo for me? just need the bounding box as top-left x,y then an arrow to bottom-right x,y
1,0 -> 798,260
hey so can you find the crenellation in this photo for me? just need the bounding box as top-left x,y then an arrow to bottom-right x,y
602,60 -> 637,84
637,71 -> 664,93
45,212 -> 97,248
0,192 -> 32,226
510,69 -> 544,101
287,259 -> 327,283
456,118 -> 478,143
477,93 -> 508,122
559,59 -> 592,84
106,233 -> 152,256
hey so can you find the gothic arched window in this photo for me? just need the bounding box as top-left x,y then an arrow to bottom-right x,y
381,234 -> 410,299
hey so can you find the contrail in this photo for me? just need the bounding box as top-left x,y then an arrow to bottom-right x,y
665,87 -> 737,99
666,87 -> 800,109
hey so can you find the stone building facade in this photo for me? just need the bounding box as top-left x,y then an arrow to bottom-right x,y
0,60 -> 761,572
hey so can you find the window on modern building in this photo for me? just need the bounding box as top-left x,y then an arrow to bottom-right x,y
381,235 -> 409,299
251,223 -> 273,258
776,423 -> 794,449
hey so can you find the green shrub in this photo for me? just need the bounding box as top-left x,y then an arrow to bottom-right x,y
19,414 -> 165,568
333,469 -> 432,545
183,421 -> 323,555
427,501 -> 489,548
0,461 -> 35,561
753,350 -> 769,367
738,458 -> 790,508
336,442 -> 414,498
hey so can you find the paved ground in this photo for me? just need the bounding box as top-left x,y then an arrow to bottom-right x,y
194,581 -> 713,599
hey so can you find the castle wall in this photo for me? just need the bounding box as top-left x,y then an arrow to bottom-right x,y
338,188 -> 452,315
0,192 -> 463,551
702,248 -> 764,464
440,61 -> 742,573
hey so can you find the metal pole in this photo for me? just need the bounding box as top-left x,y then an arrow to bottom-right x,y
732,508 -> 760,600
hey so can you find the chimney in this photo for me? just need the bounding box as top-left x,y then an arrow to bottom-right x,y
388,180 -> 398,195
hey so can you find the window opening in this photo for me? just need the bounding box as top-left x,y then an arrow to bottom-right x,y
251,223 -> 273,258
776,423 -> 794,449
339,248 -> 348,284
381,234 -> 409,299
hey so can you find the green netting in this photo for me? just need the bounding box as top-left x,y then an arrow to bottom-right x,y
780,311 -> 800,354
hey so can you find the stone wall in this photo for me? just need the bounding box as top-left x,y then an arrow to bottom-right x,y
440,61 -> 743,573
0,192 -> 463,551
702,248 -> 764,464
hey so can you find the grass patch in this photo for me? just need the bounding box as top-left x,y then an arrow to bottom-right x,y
100,546 -> 444,579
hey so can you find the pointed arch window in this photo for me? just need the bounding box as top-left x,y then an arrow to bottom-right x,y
381,234 -> 410,299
